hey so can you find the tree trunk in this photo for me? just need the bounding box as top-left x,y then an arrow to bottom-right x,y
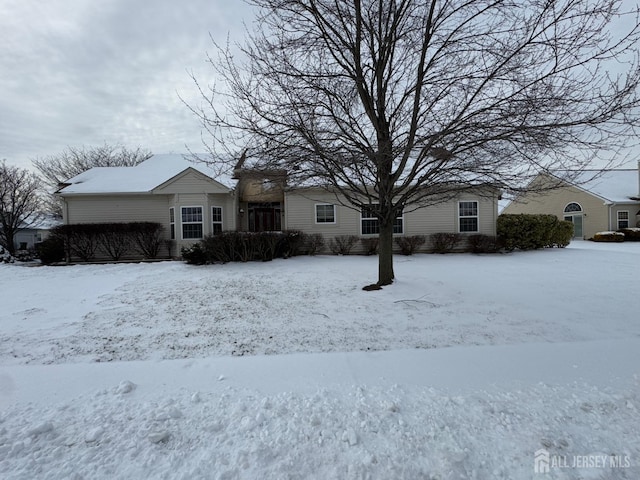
377,219 -> 395,285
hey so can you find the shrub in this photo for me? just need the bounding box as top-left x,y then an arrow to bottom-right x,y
395,235 -> 426,255
306,233 -> 325,255
430,232 -> 461,253
329,235 -> 358,255
550,221 -> 574,248
181,243 -> 208,264
97,223 -> 133,261
36,236 -> 66,264
280,230 -> 307,257
132,222 -> 165,258
591,231 -> 625,242
497,214 -> 564,251
361,237 -> 379,255
617,228 -> 640,241
55,224 -> 101,261
256,232 -> 282,261
467,234 -> 500,253
1,246 -> 14,263
51,222 -> 166,262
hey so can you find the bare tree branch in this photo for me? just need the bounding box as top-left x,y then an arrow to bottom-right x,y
32,143 -> 152,217
0,160 -> 44,255
189,0 -> 640,285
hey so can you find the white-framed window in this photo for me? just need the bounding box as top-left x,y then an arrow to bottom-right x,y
315,204 -> 336,224
181,206 -> 203,239
617,211 -> 629,229
212,206 -> 223,234
169,207 -> 175,240
459,201 -> 479,232
361,204 -> 403,235
564,202 -> 582,213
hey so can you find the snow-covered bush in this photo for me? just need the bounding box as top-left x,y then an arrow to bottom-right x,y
617,227 -> 640,241
1,246 -> 15,263
181,243 -> 208,265
591,231 -> 625,242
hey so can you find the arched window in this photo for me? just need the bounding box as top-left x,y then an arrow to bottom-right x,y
564,202 -> 582,213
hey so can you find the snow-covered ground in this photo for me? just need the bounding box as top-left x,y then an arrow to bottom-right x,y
1,242 -> 639,479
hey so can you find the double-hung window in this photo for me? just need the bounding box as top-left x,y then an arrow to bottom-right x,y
315,204 -> 336,224
181,206 -> 203,239
617,211 -> 629,229
459,201 -> 479,232
212,206 -> 223,234
361,204 -> 403,235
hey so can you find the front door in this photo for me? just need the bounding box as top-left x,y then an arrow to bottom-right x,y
248,202 -> 282,232
564,215 -> 583,238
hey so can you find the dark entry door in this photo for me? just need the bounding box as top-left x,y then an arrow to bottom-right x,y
248,202 -> 282,232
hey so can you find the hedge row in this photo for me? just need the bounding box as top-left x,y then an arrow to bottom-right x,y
38,222 -> 166,264
497,214 -> 573,250
181,231 -> 309,264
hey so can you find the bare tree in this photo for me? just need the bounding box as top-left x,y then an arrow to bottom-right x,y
33,144 -> 152,216
190,0 -> 640,286
0,161 -> 43,255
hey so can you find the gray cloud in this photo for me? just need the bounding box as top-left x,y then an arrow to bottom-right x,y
0,0 -> 252,169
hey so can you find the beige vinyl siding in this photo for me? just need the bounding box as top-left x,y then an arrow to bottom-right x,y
503,176 -> 609,239
285,188 -> 498,252
64,195 -> 169,226
153,169 -> 230,195
63,191 -> 236,257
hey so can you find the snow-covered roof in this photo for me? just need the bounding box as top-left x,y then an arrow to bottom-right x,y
558,169 -> 639,203
57,154 -> 234,194
20,214 -> 63,230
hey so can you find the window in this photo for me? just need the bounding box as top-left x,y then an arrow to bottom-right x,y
459,201 -> 479,232
617,211 -> 629,229
212,206 -> 223,234
315,204 -> 336,224
564,202 -> 582,213
169,207 -> 175,240
181,206 -> 203,239
361,204 -> 403,235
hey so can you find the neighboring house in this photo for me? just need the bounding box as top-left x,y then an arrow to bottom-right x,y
502,163 -> 640,239
0,215 -> 60,252
15,215 -> 61,250
56,154 -> 501,258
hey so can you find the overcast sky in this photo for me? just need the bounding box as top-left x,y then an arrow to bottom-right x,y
2,1 -> 639,172
1,0 -> 254,170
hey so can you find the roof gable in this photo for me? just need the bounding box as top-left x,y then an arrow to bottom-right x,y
153,167 -> 231,194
